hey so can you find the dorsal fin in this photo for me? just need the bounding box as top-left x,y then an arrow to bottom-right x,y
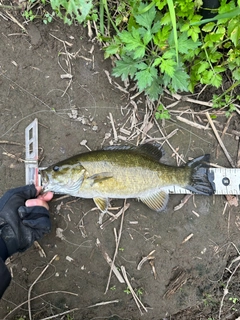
103,143 -> 163,162
137,143 -> 164,161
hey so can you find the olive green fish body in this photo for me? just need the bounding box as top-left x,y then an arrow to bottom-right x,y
77,151 -> 189,197
41,144 -> 214,212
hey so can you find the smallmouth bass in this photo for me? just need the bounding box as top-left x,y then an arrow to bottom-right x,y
41,143 -> 215,212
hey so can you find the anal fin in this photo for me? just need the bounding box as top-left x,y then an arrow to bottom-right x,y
93,197 -> 109,212
140,190 -> 169,212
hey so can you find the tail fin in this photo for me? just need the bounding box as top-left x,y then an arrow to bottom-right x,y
186,154 -> 215,195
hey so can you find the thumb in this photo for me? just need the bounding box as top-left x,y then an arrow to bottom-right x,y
25,199 -> 49,210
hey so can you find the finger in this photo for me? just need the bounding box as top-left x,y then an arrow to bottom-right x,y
35,186 -> 42,196
25,199 -> 49,210
35,186 -> 54,202
37,192 -> 54,202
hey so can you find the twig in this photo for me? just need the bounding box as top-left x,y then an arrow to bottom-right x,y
96,238 -> 125,284
206,112 -> 235,167
181,233 -> 194,244
216,114 -> 233,159
237,140 -> 240,168
87,299 -> 120,308
28,255 -> 58,320
100,203 -> 129,230
109,112 -> 118,142
176,116 -> 209,130
218,260 -> 240,319
0,4 -> 22,9
105,202 -> 129,293
174,194 -> 192,211
34,241 -> 46,258
165,90 -> 213,107
4,10 -> 27,32
121,266 -> 148,315
3,290 -> 78,319
137,250 -> 155,270
154,118 -> 186,164
41,308 -> 79,320
0,140 -> 21,145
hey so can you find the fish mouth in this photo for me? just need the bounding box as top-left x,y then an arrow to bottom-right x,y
39,170 -> 50,191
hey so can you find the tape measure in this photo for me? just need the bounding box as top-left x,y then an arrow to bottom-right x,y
25,119 -> 239,195
165,168 -> 239,195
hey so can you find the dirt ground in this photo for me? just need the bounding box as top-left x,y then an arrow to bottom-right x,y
0,12 -> 240,320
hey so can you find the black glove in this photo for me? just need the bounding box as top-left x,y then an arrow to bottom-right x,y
0,185 -> 51,257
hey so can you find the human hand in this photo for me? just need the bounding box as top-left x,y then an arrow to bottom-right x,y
0,185 -> 53,257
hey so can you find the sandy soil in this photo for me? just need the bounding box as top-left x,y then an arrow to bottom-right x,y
0,14 -> 240,320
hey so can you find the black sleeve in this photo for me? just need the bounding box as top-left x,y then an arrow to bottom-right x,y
0,237 -> 11,298
0,257 -> 11,298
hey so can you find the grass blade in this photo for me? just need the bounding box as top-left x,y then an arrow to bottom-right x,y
166,0 -> 178,64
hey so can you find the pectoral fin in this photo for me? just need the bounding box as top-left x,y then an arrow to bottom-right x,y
87,172 -> 113,186
93,197 -> 109,212
140,190 -> 169,212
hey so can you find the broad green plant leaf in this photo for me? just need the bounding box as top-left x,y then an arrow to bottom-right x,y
50,0 -> 92,24
119,28 -> 146,59
135,5 -> 156,29
134,64 -> 158,91
113,56 -> 138,80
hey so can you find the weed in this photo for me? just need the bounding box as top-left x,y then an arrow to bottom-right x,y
124,286 -> 131,295
136,287 -> 144,299
123,286 -> 144,299
103,0 -> 240,114
229,296 -> 239,304
155,104 -> 171,120
203,293 -> 216,307
50,0 -> 94,25
21,0 -> 240,115
110,285 -> 116,291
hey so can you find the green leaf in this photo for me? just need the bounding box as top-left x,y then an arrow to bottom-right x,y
134,66 -> 158,91
188,26 -> 200,42
171,67 -> 189,91
161,12 -> 171,25
112,56 -> 138,80
151,20 -> 161,33
233,68 -> 240,81
197,61 -> 209,74
155,105 -> 171,120
202,22 -> 216,33
155,0 -> 167,11
145,78 -> 163,100
201,69 -> 222,88
212,73 -> 222,88
177,32 -> 201,54
119,28 -> 145,59
160,58 -> 176,77
152,57 -> 162,67
104,44 -> 119,58
50,0 -> 92,24
230,25 -> 240,47
135,5 -> 156,29
143,29 -> 152,45
162,50 -> 175,59
213,66 -> 226,73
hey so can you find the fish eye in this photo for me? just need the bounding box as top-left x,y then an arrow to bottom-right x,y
53,166 -> 60,172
